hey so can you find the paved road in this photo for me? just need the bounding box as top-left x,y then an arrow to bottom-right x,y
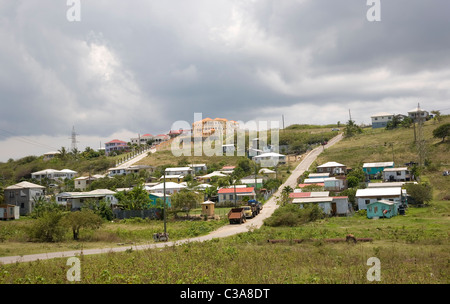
0,134 -> 343,265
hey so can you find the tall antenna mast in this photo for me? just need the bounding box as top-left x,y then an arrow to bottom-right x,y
70,126 -> 79,151
349,109 -> 352,122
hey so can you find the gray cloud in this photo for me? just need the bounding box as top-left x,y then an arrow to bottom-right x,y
0,0 -> 450,161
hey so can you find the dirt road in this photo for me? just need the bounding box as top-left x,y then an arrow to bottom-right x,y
0,133 -> 343,265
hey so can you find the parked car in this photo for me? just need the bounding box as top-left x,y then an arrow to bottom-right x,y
241,206 -> 254,218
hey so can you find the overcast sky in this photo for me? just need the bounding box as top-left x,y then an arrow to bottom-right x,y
1,0 -> 450,161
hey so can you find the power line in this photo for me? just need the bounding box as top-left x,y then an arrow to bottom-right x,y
0,128 -> 60,151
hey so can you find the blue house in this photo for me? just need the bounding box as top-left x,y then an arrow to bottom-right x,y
363,162 -> 394,178
366,200 -> 399,219
148,193 -> 171,208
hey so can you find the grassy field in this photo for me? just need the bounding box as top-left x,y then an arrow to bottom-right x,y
0,200 -> 448,284
0,215 -> 229,257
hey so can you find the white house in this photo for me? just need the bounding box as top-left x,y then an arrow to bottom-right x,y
253,152 -> 286,167
356,187 -> 404,210
292,197 -> 334,215
371,112 -> 394,129
31,169 -> 77,181
408,106 -> 429,122
56,189 -> 118,210
217,186 -> 256,204
146,182 -> 187,195
382,167 -> 411,182
42,151 -> 61,161
316,162 -> 347,175
198,171 -> 228,183
164,167 -> 193,176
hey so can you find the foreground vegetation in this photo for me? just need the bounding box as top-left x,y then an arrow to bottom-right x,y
0,201 -> 448,284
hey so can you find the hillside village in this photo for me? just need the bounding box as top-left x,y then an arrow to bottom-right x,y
2,108 -> 446,224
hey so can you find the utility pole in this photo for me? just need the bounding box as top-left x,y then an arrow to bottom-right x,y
69,126 -> 79,151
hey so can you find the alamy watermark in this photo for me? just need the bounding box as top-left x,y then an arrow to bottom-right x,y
67,0 -> 81,22
367,0 -> 381,22
66,257 -> 81,282
366,257 -> 381,281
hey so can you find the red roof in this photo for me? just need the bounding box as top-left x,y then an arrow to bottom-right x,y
289,192 -> 312,198
218,187 -> 254,194
332,196 -> 348,199
142,134 -> 153,137
298,183 -> 324,188
106,139 -> 127,144
222,166 -> 236,169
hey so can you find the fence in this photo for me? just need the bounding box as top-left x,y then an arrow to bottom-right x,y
113,208 -> 161,220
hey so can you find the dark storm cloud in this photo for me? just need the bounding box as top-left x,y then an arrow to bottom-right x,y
0,0 -> 449,145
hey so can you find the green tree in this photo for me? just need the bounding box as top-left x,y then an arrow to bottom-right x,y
346,176 -> 360,188
431,110 -> 441,124
115,183 -> 151,210
170,189 -> 203,217
432,123 -> 450,142
405,183 -> 433,206
27,210 -> 66,242
63,209 -> 103,240
344,120 -> 362,138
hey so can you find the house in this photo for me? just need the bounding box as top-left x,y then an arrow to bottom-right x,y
74,176 -> 98,191
323,177 -> 346,191
148,192 -> 171,208
253,152 -> 286,167
160,175 -> 184,183
130,133 -> 154,146
56,189 -> 118,210
356,187 -> 404,210
198,171 -> 227,183
239,178 -> 264,189
308,173 -> 330,179
153,134 -> 170,143
316,162 -> 347,176
259,168 -> 277,178
105,139 -> 128,156
298,183 -> 325,189
42,151 -> 61,161
192,117 -> 240,139
4,181 -> 46,215
217,186 -> 256,205
188,164 -> 207,174
366,200 -> 399,219
0,204 -> 20,220
363,162 -> 394,178
146,182 -> 187,195
382,167 -> 411,182
290,192 -> 349,216
164,167 -> 193,176
408,106 -> 430,122
31,169 -> 77,181
371,112 -> 394,129
221,165 -> 236,173
367,181 -> 417,188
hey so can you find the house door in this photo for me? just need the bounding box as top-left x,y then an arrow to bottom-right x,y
331,203 -> 337,215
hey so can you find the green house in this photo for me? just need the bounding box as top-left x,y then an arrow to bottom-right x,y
148,193 -> 171,208
366,200 -> 399,219
363,162 -> 394,178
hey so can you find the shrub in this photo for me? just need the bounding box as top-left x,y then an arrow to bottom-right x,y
27,211 -> 66,242
264,204 -> 324,227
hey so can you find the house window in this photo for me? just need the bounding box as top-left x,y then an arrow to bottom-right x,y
374,206 -> 378,213
365,200 -> 370,205
396,171 -> 401,176
229,195 -> 234,200
9,192 -> 14,198
376,197 -> 382,201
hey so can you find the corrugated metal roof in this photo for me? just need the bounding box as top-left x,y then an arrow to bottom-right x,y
356,187 -> 402,197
